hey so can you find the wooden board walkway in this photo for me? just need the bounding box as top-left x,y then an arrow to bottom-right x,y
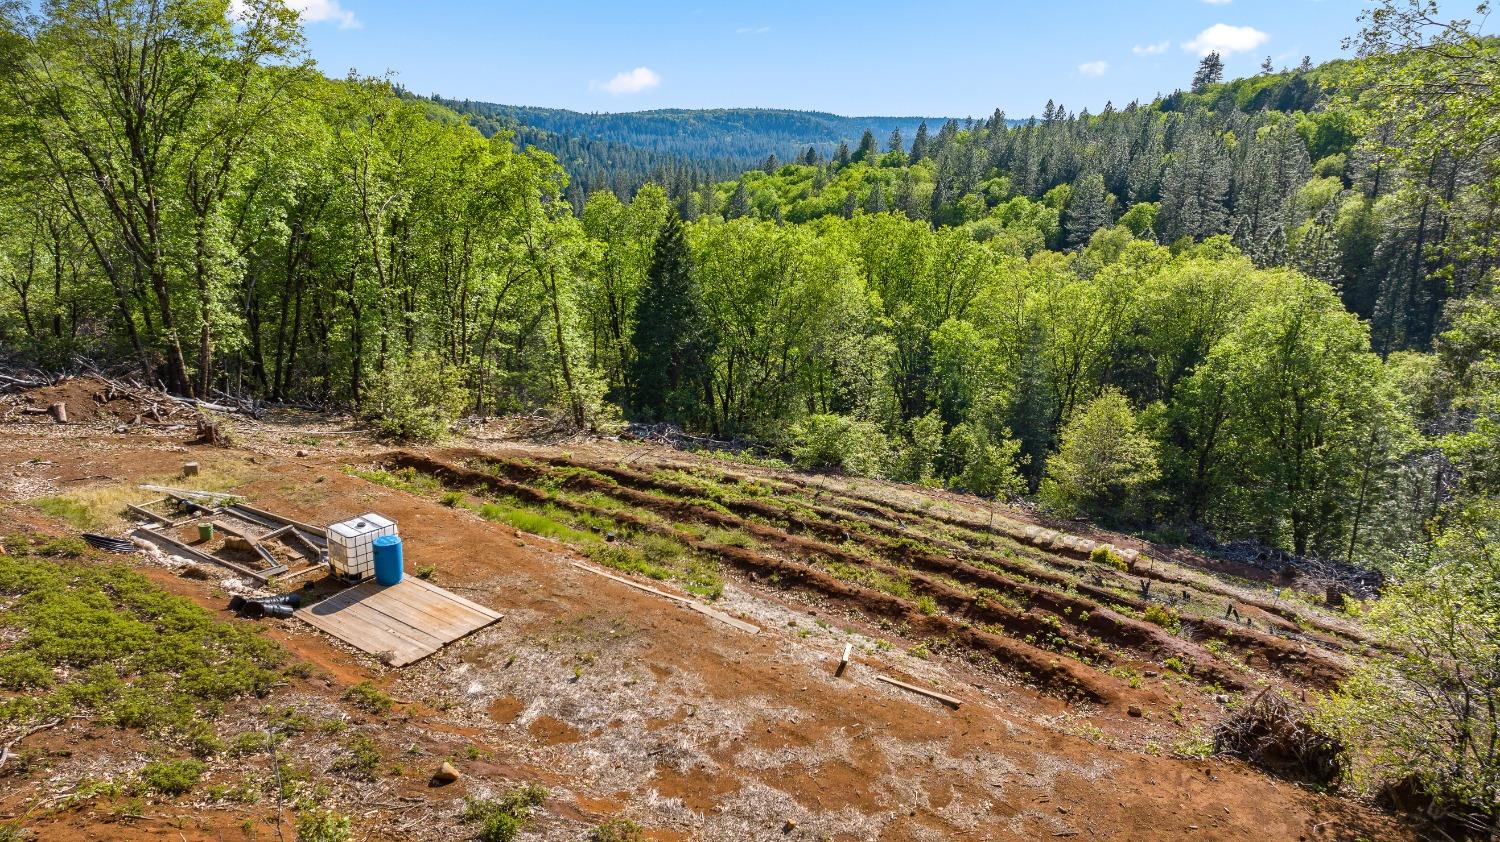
295,576 -> 502,666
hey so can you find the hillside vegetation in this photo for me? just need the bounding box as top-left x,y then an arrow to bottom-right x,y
0,0 -> 1497,830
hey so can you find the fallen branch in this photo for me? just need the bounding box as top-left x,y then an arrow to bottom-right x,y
0,719 -> 62,770
875,675 -> 963,709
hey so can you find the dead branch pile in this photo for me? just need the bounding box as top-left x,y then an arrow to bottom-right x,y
1213,689 -> 1342,785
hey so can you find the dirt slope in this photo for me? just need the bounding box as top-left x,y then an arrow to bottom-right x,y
0,413 -> 1410,841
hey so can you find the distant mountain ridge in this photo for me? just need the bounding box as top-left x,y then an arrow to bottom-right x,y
433,101 -> 960,161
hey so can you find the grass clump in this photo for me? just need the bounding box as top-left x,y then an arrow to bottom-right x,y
139,758 -> 205,796
345,466 -> 441,495
590,817 -> 644,841
31,496 -> 95,529
463,783 -> 549,842
475,501 -> 593,543
0,542 -> 283,741
295,807 -> 353,842
330,733 -> 381,780
342,682 -> 393,715
1143,603 -> 1182,633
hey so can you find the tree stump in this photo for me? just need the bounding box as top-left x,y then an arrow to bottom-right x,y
48,402 -> 67,424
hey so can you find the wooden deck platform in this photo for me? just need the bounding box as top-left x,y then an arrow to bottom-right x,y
295,576 -> 502,666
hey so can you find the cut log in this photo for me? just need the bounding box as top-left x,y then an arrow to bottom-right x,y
48,402 -> 67,423
875,675 -> 962,709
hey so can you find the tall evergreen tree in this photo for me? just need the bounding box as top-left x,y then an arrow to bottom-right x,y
1192,52 -> 1225,92
726,182 -> 750,219
855,129 -> 878,162
1065,172 -> 1112,248
909,121 -> 930,162
887,127 -> 904,155
629,212 -> 712,421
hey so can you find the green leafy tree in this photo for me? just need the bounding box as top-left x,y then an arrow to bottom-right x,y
1318,502 -> 1500,834
1041,388 -> 1160,517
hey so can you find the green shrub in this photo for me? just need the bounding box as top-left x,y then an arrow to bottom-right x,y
0,551 -> 283,740
0,653 -> 54,690
590,818 -> 644,842
786,414 -> 888,476
362,350 -> 469,442
342,682 -> 393,715
1040,388 -> 1159,517
295,808 -> 352,842
1143,603 -> 1181,632
139,758 -> 205,796
330,734 -> 381,780
463,783 -> 548,842
1090,545 -> 1130,572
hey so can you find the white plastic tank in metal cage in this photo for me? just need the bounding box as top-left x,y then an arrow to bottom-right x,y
326,513 -> 398,580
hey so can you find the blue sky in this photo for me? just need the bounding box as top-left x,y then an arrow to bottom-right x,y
289,0 -> 1368,117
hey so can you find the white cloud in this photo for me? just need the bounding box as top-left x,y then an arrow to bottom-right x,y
1077,60 -> 1109,77
1132,41 -> 1170,56
736,25 -> 770,35
597,67 -> 661,95
1182,23 -> 1269,56
230,0 -> 360,29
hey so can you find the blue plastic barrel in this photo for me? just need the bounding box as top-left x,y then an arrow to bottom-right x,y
372,535 -> 404,586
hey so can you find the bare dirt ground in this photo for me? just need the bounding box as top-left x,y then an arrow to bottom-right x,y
0,381 -> 1414,841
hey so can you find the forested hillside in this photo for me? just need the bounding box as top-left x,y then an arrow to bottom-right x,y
435,98 -> 955,207
2,0 -> 1499,826
0,1 -> 1494,563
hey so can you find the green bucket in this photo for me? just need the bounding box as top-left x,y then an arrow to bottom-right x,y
197,522 -> 214,542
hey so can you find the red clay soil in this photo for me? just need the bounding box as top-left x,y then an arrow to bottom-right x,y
0,429 -> 1415,841
390,450 -> 1129,706
447,451 -> 1343,693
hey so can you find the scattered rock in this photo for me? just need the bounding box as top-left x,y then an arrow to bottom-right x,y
432,761 -> 460,784
783,818 -> 798,832
1127,705 -> 1144,718
180,564 -> 213,581
296,449 -> 309,458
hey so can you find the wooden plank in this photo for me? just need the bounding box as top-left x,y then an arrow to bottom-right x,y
875,675 -> 963,709
566,560 -> 758,635
297,607 -> 435,666
300,589 -> 445,652
228,503 -> 327,544
355,584 -> 482,640
374,581 -> 494,631
132,527 -> 273,583
127,502 -> 173,526
402,574 -> 503,620
295,578 -> 502,667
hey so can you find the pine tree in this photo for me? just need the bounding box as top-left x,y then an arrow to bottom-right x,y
1297,55 -> 1313,73
841,190 -> 858,219
909,122 -> 930,162
887,127 -> 904,155
1260,55 -> 1275,75
629,212 -> 713,421
761,153 -> 779,172
726,182 -> 750,219
1293,201 -> 1344,289
1065,172 -> 1112,248
835,141 -> 851,167
864,182 -> 886,214
1192,52 -> 1224,92
855,129 -> 878,162
800,146 -> 819,166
